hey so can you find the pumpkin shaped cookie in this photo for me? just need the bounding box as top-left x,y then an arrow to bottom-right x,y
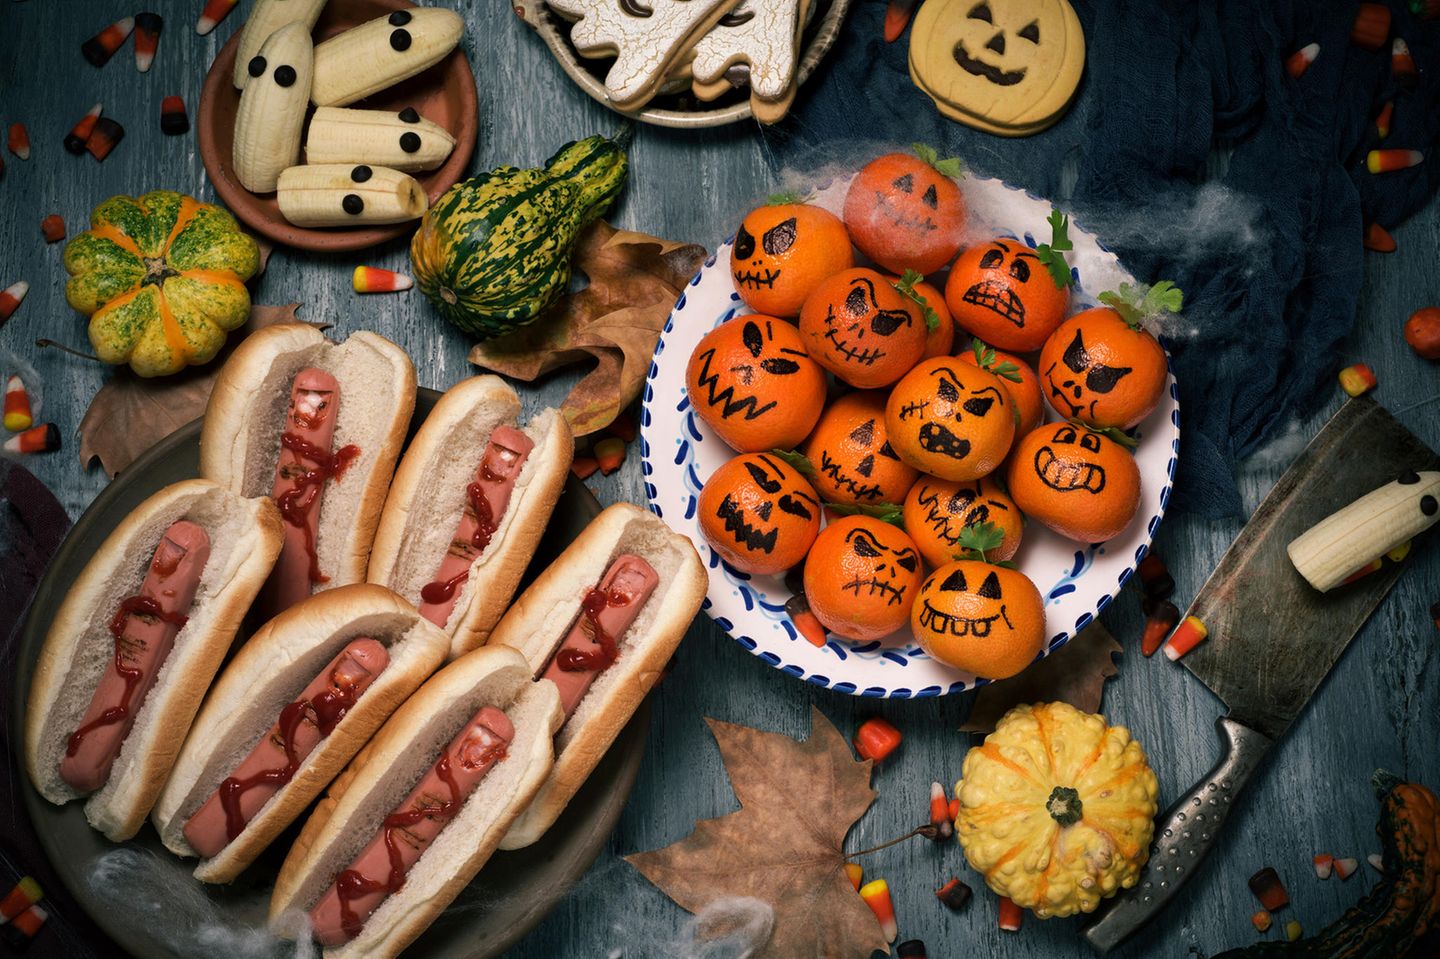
803,516 -> 923,642
1007,422 -> 1140,542
903,476 -> 1022,568
730,200 -> 854,317
698,452 -> 821,574
799,268 -> 928,388
843,147 -> 967,275
802,391 -> 918,506
946,237 -> 1068,352
686,315 -> 827,452
885,359 -> 1017,481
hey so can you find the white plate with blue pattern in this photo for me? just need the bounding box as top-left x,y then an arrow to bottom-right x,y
640,172 -> 1181,698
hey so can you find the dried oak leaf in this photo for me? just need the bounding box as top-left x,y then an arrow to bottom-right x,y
959,621 -> 1121,734
77,304 -> 322,477
468,220 -> 707,437
625,705 -> 888,959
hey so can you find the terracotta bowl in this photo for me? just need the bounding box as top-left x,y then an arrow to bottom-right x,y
198,0 -> 477,251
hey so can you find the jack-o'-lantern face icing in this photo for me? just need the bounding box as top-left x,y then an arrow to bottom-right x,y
697,452 -> 821,575
885,360 -> 1017,481
801,390 -> 918,506
728,202 -> 854,317
1042,329 -> 1132,420
799,268 -> 927,389
903,476 -> 1023,567
910,559 -> 1045,678
944,238 -> 1069,352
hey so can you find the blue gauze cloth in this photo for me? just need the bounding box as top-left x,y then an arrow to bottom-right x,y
766,0 -> 1440,517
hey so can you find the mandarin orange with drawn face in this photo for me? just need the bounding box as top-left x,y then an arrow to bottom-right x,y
803,516 -> 923,642
945,239 -> 1069,352
799,268 -> 928,389
1038,308 -> 1168,429
911,559 -> 1045,679
959,344 -> 1044,436
885,359 -> 1017,481
698,452 -> 821,575
730,202 -> 854,317
844,152 -> 967,275
801,391 -> 918,507
1006,422 -> 1140,542
903,476 -> 1023,568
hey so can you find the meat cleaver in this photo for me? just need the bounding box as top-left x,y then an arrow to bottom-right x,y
1083,395 -> 1440,952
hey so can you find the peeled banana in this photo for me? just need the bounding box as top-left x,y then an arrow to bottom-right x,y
232,22 -> 313,193
1287,469 -> 1440,592
276,163 -> 428,227
304,106 -> 456,172
232,0 -> 327,89
311,8 -> 464,107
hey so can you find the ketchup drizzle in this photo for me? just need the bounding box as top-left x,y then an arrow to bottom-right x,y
276,432 -> 360,583
333,732 -> 508,941
65,597 -> 188,757
419,479 -> 500,605
555,586 -> 635,673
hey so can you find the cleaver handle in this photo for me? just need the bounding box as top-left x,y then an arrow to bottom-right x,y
1083,716 -> 1273,953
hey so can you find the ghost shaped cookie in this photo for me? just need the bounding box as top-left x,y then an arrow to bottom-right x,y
909,0 -> 1085,135
689,0 -> 807,122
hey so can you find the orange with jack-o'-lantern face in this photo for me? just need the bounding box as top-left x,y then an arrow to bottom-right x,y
799,268 -> 928,389
885,359 -> 1017,481
730,202 -> 854,317
686,315 -> 827,452
911,559 -> 1045,678
1006,422 -> 1140,543
903,476 -> 1023,568
959,341 -> 1044,436
945,239 -> 1069,352
844,152 -> 967,275
802,391 -> 918,507
1038,308 -> 1168,430
698,452 -> 821,575
803,516 -> 923,642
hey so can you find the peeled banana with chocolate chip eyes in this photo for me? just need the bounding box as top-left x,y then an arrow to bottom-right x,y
232,0 -> 327,90
310,7 -> 465,107
232,22 -> 313,193
276,164 -> 429,228
304,107 -> 456,173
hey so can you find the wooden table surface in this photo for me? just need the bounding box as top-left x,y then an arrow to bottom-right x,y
2,2 -> 1438,957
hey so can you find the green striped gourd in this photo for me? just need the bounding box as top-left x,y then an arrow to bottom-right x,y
410,135 -> 628,338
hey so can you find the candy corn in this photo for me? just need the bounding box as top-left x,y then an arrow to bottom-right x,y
896,941 -> 927,959
1162,615 -> 1208,661
1368,852 -> 1386,872
595,437 -> 627,474
0,281 -> 28,325
64,104 -> 102,154
997,895 -> 1023,932
1367,148 -> 1423,174
1285,42 -> 1319,79
1339,363 -> 1378,397
1248,866 -> 1289,911
883,0 -> 918,42
928,781 -> 953,839
1141,598 -> 1179,657
853,717 -> 902,762
196,0 -> 239,35
1334,857 -> 1359,880
7,123 -> 30,160
1137,552 -> 1175,598
844,862 -> 863,892
40,215 -> 64,244
0,877 -> 41,923
134,12 -> 163,72
351,266 -> 413,293
1342,556 -> 1383,585
1251,910 -> 1273,933
86,117 -> 125,162
571,456 -> 598,480
4,423 -> 59,454
1386,541 -> 1411,563
1351,3 -> 1391,51
1284,919 -> 1304,941
4,375 -> 34,431
936,878 -> 971,911
1363,222 -> 1396,253
82,16 -> 135,67
789,605 -> 826,648
1392,38 -> 1417,81
1313,853 -> 1334,879
948,796 -> 959,821
1375,100 -> 1394,139
859,880 -> 897,943
0,904 -> 46,951
161,95 -> 189,136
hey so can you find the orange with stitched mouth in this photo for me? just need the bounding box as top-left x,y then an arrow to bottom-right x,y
911,559 -> 1045,678
903,476 -> 1023,568
729,201 -> 854,317
945,239 -> 1068,352
801,391 -> 919,507
803,516 -> 923,642
798,268 -> 928,388
1006,422 -> 1140,542
885,359 -> 1017,481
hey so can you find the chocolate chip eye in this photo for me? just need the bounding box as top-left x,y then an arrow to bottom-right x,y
342,194 -> 365,215
248,56 -> 267,78
967,1 -> 992,22
390,28 -> 412,51
399,132 -> 421,153
1018,20 -> 1040,42
399,107 -> 420,123
979,248 -> 1004,269
274,64 -> 297,87
388,10 -> 412,25
351,165 -> 372,182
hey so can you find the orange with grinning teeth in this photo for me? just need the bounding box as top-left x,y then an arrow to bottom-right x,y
911,559 -> 1044,678
945,238 -> 1069,352
1007,422 -> 1140,543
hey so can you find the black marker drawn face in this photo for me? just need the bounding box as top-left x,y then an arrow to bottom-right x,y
692,319 -> 809,422
1043,328 -> 1133,419
961,241 -> 1042,328
897,364 -> 1007,463
874,169 -> 941,235
714,455 -> 819,555
1033,424 -> 1106,494
915,480 -> 1012,547
731,216 -> 797,290
917,566 -> 1014,637
841,527 -> 920,607
821,276 -> 914,367
815,416 -> 904,503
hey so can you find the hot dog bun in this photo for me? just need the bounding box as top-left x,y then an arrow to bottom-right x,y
200,323 -> 416,597
24,479 -> 283,841
270,645 -> 562,958
152,585 -> 450,883
487,503 -> 706,849
367,376 -> 574,659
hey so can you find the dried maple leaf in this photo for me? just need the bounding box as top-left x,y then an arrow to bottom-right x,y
625,705 -> 888,959
77,304 -> 321,477
959,622 -> 1121,734
468,220 -> 707,436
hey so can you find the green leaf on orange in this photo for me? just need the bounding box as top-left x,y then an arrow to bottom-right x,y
1035,209 -> 1075,290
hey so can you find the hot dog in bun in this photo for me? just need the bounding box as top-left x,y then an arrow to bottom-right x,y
151,585 -> 450,883
25,479 -> 283,840
367,375 -> 574,659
